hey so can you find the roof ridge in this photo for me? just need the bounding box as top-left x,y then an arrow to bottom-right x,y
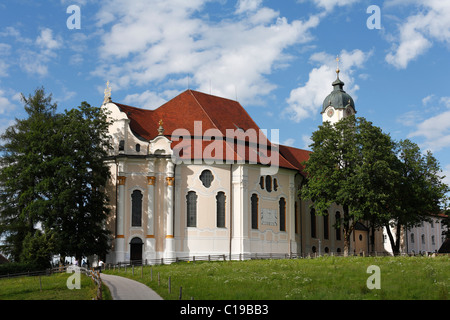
188,89 -> 220,131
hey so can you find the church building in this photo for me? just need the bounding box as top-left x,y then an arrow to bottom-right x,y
102,69 -> 389,264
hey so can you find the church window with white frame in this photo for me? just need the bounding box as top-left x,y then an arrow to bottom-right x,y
131,190 -> 143,227
279,197 -> 286,232
251,194 -> 258,229
186,191 -> 197,227
216,192 -> 226,228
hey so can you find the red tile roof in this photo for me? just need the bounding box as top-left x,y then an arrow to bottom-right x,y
114,89 -> 311,172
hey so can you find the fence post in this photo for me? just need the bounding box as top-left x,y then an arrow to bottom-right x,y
168,276 -> 171,294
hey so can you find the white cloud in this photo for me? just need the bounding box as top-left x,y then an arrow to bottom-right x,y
94,0 -> 321,106
235,0 -> 263,14
385,1 -> 450,69
302,0 -> 360,12
408,96 -> 450,152
36,28 -> 62,52
301,134 -> 313,150
284,49 -> 371,122
123,90 -> 168,110
11,27 -> 63,77
282,138 -> 295,147
441,164 -> 450,188
408,111 -> 450,152
0,89 -> 17,115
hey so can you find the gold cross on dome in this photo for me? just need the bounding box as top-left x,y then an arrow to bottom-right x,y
336,56 -> 340,74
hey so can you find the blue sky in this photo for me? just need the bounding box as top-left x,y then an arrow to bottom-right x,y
1,0 -> 450,185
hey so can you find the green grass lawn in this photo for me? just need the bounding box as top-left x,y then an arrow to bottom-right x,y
0,272 -> 101,300
104,255 -> 449,300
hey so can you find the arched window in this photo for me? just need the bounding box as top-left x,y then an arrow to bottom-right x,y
335,211 -> 341,240
265,176 -> 272,192
273,178 -> 278,191
323,211 -> 329,240
279,197 -> 286,232
186,191 -> 197,227
259,176 -> 264,189
421,234 -> 425,244
251,194 -> 258,229
136,144 -> 141,152
216,192 -> 226,228
410,233 -> 415,244
310,208 -> 316,238
200,170 -> 214,188
131,190 -> 143,227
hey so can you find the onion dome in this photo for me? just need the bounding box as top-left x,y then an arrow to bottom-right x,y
321,66 -> 356,114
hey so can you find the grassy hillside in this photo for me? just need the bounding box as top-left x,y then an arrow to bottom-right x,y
104,255 -> 449,300
0,272 -> 100,300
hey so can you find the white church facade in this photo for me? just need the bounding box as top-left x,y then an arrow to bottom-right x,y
101,72 -> 445,264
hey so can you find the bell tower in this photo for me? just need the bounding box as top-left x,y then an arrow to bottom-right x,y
321,57 -> 356,124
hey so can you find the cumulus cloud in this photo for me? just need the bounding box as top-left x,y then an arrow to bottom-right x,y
235,0 -> 263,14
94,0 -> 321,106
299,0 -> 361,12
284,49 -> 371,122
36,28 -> 62,52
16,28 -> 63,77
123,90 -> 168,110
0,89 -> 17,115
408,96 -> 450,152
385,0 -> 450,69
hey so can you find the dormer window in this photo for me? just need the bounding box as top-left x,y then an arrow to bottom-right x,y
136,144 -> 141,152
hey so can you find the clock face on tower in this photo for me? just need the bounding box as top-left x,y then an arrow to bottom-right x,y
327,108 -> 334,117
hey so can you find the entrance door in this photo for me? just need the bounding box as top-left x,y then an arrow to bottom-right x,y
130,237 -> 143,262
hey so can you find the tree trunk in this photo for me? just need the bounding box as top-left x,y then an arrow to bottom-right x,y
342,204 -> 353,256
385,223 -> 400,255
343,230 -> 351,257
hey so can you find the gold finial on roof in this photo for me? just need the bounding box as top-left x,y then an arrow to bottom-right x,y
336,56 -> 340,74
103,81 -> 112,104
158,119 -> 164,136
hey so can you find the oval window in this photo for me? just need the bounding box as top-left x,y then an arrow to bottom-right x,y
200,170 -> 214,188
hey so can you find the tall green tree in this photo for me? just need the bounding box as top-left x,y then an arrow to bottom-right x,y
0,87 -> 57,261
301,116 -> 398,256
46,102 -> 112,263
301,116 -> 448,256
0,88 -> 112,265
380,140 -> 448,254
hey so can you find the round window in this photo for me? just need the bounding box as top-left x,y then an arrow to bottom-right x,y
200,170 -> 214,188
